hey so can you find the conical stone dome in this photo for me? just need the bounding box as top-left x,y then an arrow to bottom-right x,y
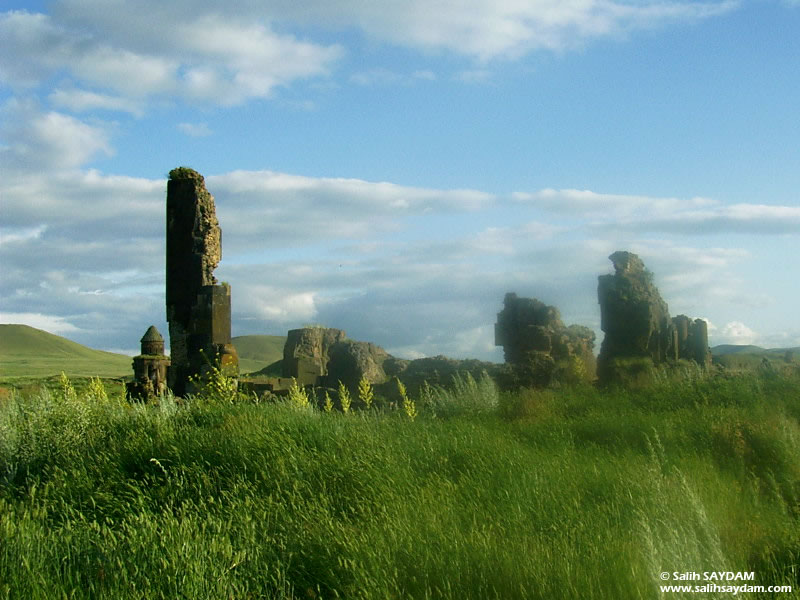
140,325 -> 165,355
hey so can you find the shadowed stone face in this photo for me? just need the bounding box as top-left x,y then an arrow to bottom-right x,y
597,251 -> 711,382
495,292 -> 596,386
597,253 -> 673,364
166,168 -> 220,326
165,167 -> 237,395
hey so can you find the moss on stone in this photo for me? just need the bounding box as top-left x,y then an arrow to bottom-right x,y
169,167 -> 203,181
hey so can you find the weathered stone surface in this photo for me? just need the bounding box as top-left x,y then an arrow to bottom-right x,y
127,326 -> 170,401
495,292 -> 596,386
282,327 -> 347,385
673,314 -> 711,368
597,251 -> 675,367
282,327 -> 390,388
166,167 -> 237,395
140,325 -> 165,356
326,340 -> 391,389
597,251 -> 711,381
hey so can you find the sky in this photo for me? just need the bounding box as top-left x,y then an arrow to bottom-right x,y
1,0 -> 799,361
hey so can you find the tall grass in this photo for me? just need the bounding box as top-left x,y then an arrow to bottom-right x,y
1,371 -> 798,599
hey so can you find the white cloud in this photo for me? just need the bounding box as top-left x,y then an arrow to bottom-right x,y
233,284 -> 318,324
1,8 -> 342,107
514,188 -> 800,235
253,0 -> 737,61
208,170 -> 494,252
177,122 -> 213,137
0,312 -> 80,335
0,100 -> 113,170
1,0 -> 738,113
350,69 -> 404,86
49,88 -> 144,116
716,321 -> 758,346
456,69 -> 493,84
0,225 -> 47,246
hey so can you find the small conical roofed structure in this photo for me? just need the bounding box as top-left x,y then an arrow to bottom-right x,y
140,325 -> 165,356
128,325 -> 171,401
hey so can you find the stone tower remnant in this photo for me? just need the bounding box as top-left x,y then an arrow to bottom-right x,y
127,325 -> 170,400
495,293 -> 596,386
597,250 -> 711,382
672,314 -> 711,367
166,167 -> 238,396
282,327 -> 391,389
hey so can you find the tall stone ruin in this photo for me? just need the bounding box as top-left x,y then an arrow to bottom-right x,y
495,293 -> 596,386
166,167 -> 238,396
597,251 -> 710,382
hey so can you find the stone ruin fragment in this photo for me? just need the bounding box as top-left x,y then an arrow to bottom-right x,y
495,293 -> 596,386
282,327 -> 391,389
126,325 -> 171,401
165,167 -> 238,396
597,250 -> 710,382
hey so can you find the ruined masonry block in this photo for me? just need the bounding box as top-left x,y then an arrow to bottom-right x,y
597,251 -> 711,382
165,167 -> 237,395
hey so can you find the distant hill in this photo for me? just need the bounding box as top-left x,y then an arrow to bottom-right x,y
232,335 -> 286,374
711,344 -> 799,356
710,344 -> 798,372
0,324 -> 132,378
711,344 -> 768,356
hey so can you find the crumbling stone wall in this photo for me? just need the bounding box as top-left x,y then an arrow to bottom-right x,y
166,167 -> 237,395
282,327 -> 347,386
282,327 -> 390,389
495,293 -> 596,386
597,251 -> 674,366
597,251 -> 711,381
673,314 -> 711,368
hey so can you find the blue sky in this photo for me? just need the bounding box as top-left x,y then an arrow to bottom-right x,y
1,0 -> 798,361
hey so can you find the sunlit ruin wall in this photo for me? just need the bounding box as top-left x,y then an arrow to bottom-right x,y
166,167 -> 238,396
495,293 -> 596,386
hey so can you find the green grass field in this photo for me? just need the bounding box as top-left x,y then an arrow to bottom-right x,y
1,369 -> 798,599
0,325 -> 132,379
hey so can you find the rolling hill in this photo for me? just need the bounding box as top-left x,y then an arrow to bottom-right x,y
710,344 -> 798,372
231,334 -> 286,374
0,324 -> 287,379
0,324 -> 132,378
711,344 -> 799,356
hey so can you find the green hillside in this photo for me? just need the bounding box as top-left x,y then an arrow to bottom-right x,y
0,324 -> 132,378
232,334 -> 286,374
0,325 -> 287,380
711,344 -> 798,372
711,344 -> 800,356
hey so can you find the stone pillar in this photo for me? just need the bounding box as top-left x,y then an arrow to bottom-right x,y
165,167 -> 237,395
688,318 -> 711,367
597,251 -> 674,369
